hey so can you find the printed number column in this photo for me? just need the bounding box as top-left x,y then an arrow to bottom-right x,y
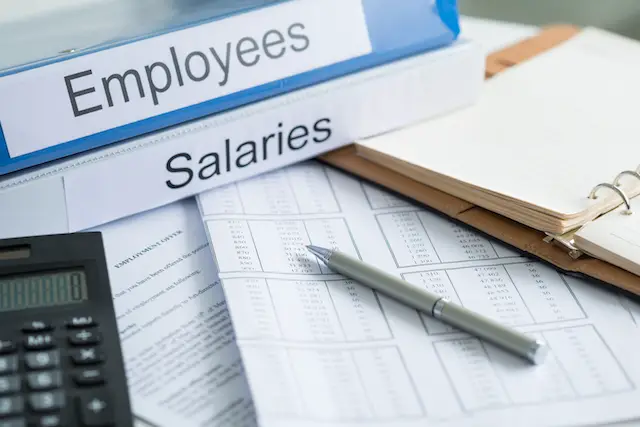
248,220 -> 319,274
206,220 -> 262,272
220,278 -> 282,339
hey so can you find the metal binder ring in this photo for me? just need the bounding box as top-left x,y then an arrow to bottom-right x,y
614,170 -> 640,187
588,182 -> 633,215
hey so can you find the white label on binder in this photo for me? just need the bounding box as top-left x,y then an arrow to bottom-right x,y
58,41 -> 482,231
0,0 -> 371,158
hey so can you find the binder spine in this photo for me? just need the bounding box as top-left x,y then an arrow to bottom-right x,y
0,0 -> 460,176
0,40 -> 484,238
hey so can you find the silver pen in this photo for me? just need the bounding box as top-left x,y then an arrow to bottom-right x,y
307,245 -> 548,365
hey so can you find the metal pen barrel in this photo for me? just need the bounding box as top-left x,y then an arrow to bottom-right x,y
433,300 -> 547,364
326,250 -> 441,312
309,246 -> 547,365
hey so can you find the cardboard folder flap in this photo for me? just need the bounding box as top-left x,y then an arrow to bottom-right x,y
528,234 -> 640,296
456,206 -> 543,250
485,25 -> 581,77
455,202 -> 640,296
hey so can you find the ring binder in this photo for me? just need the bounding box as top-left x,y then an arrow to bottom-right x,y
613,169 -> 640,187
0,0 -> 462,176
544,158 -> 640,269
588,182 -> 633,215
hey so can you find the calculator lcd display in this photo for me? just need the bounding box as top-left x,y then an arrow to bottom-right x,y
0,269 -> 88,312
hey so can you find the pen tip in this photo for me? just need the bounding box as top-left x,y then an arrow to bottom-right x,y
306,245 -> 332,262
529,339 -> 549,365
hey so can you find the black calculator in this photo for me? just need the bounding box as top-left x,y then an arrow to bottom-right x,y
0,232 -> 134,427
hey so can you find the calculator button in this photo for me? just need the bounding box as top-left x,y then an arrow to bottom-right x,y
0,342 -> 15,355
21,322 -> 52,333
68,330 -> 101,346
23,335 -> 54,351
28,392 -> 65,413
30,414 -> 62,427
73,369 -> 104,387
70,348 -> 103,366
0,396 -> 23,417
0,356 -> 18,375
66,316 -> 96,329
77,392 -> 113,426
26,372 -> 62,391
0,418 -> 26,427
25,352 -> 59,371
0,376 -> 20,395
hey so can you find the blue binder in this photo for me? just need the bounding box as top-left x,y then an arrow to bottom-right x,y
0,0 -> 460,176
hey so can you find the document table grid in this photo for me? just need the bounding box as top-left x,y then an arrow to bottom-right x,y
208,218 -> 361,274
221,277 -> 393,342
233,325 -> 634,422
199,163 -> 342,215
403,261 -> 587,334
376,210 -> 520,266
240,344 -> 425,421
434,325 -> 633,411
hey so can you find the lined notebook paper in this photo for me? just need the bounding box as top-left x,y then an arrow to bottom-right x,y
574,201 -> 640,276
356,27 -> 640,235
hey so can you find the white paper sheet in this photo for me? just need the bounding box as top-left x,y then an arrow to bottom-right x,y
197,161 -> 640,427
89,199 -> 257,427
357,27 -> 640,218
620,295 -> 640,327
574,201 -> 640,277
